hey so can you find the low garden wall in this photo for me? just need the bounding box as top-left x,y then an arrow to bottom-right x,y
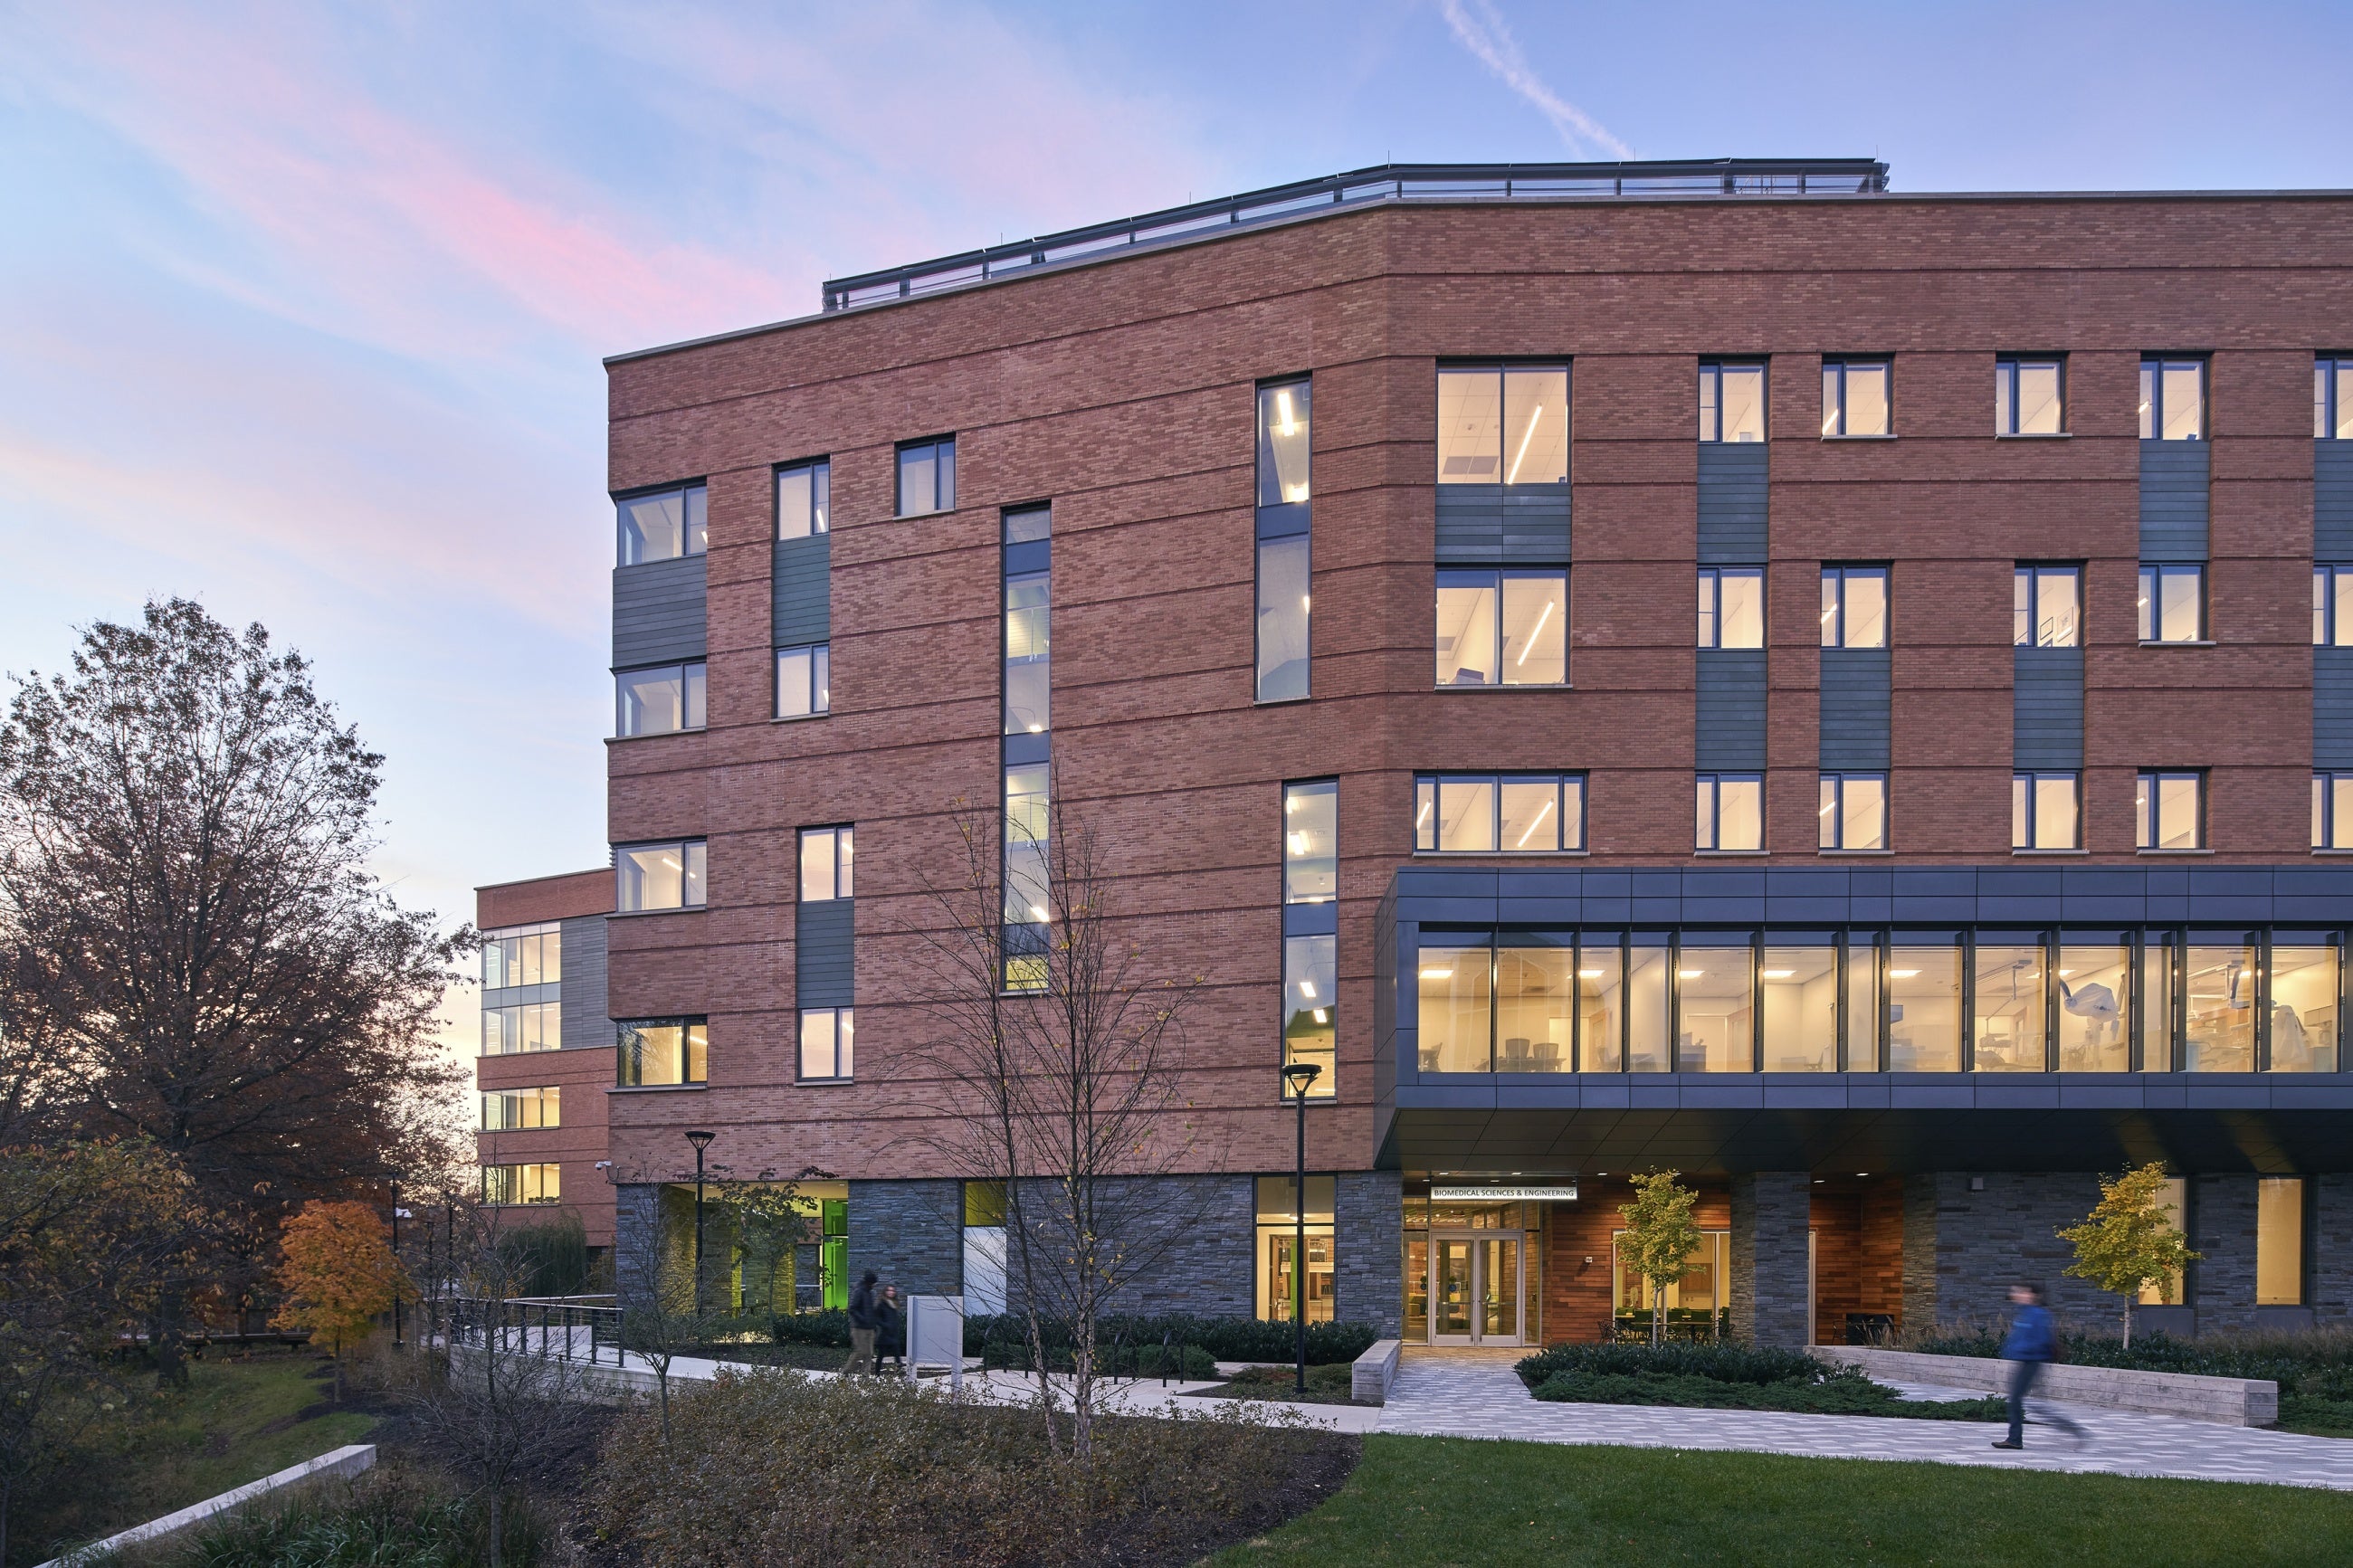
1815,1345 -> 2278,1427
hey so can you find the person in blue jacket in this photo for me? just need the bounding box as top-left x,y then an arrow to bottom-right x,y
1993,1282 -> 2086,1449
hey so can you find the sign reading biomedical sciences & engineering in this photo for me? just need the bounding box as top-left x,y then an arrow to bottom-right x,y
1429,1184 -> 1578,1202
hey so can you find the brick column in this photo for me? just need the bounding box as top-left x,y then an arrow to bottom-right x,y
1730,1173 -> 1813,1346
2192,1174 -> 2261,1333
1335,1170 -> 1402,1335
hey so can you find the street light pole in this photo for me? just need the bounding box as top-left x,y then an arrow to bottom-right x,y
685,1130 -> 716,1316
388,1176 -> 403,1349
1281,1062 -> 1321,1397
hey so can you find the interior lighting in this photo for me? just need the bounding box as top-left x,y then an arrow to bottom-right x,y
1276,389 -> 1298,436
1515,601 -> 1556,665
1761,969 -> 1795,979
1678,968 -> 1704,978
1299,980 -> 1318,1000
1311,1008 -> 1328,1024
1419,967 -> 1454,981
1415,801 -> 1433,829
1514,799 -> 1555,847
1578,969 -> 1603,979
1029,904 -> 1051,922
1505,406 -> 1544,485
1890,969 -> 1920,978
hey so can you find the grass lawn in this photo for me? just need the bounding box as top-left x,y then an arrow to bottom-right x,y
1205,1434 -> 2353,1568
15,1351 -> 376,1568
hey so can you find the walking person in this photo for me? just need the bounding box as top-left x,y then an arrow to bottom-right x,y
875,1284 -> 906,1377
1992,1282 -> 2087,1449
843,1270 -> 881,1375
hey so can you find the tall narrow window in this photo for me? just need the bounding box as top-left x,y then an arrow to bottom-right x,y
1818,774 -> 1887,851
2014,565 -> 2082,647
799,826 -> 853,901
2316,773 -> 2353,850
1002,505 -> 1053,990
1283,780 -> 1337,903
1004,508 -> 1052,736
1820,566 -> 1889,648
1435,569 -> 1567,685
777,460 -> 831,538
1821,358 -> 1891,436
616,482 -> 708,565
1696,774 -> 1763,851
1698,568 -> 1765,649
1281,780 -> 1337,1100
2258,1179 -> 2305,1306
895,437 -> 956,516
1003,762 -> 1050,990
2314,565 -> 2353,646
2139,358 -> 2205,441
1996,357 -> 2065,435
2320,358 -> 2353,440
1698,362 -> 1767,443
1438,366 -> 1569,484
2012,773 -> 2081,851
2137,771 -> 2205,851
2138,565 -> 2205,642
1255,378 -> 1311,702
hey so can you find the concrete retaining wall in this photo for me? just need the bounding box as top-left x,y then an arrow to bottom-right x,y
1816,1345 -> 2278,1427
1352,1338 -> 1401,1405
37,1445 -> 376,1567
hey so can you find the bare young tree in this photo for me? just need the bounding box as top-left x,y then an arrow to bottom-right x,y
897,783 -> 1213,1462
0,600 -> 467,1381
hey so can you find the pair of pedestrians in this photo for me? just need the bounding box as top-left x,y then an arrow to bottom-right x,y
1994,1282 -> 2089,1450
843,1270 -> 906,1375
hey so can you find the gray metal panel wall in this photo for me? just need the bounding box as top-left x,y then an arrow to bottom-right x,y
1696,650 -> 1767,769
796,898 -> 855,1008
2319,442 -> 2353,560
2014,646 -> 2085,768
557,915 -> 614,1052
1819,649 -> 1891,770
2139,442 -> 2211,562
2318,649 -> 2353,769
1697,444 -> 1769,563
772,534 -> 832,645
1434,485 -> 1571,564
613,556 -> 709,666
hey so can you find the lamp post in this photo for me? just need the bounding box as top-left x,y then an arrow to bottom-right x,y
387,1175 -> 403,1349
685,1130 -> 716,1316
1281,1062 -> 1322,1396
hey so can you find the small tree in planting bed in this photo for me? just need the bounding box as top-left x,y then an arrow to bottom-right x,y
1619,1170 -> 1702,1348
2059,1162 -> 2201,1348
273,1198 -> 406,1401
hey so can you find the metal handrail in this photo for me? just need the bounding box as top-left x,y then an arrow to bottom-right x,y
821,158 -> 1890,312
442,1295 -> 624,1366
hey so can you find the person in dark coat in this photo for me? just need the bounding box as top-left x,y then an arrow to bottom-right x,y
843,1270 -> 880,1375
875,1285 -> 906,1375
1993,1282 -> 2086,1449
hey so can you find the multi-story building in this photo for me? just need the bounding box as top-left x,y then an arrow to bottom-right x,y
481,158 -> 2353,1345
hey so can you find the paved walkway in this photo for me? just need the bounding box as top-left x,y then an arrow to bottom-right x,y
1377,1347 -> 2353,1490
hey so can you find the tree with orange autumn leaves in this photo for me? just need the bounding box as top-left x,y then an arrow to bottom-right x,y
272,1200 -> 407,1400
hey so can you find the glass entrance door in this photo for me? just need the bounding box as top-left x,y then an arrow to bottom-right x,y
1427,1231 -> 1522,1345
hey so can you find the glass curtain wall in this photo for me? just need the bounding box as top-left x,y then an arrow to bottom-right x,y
1676,938 -> 1754,1072
2057,940 -> 2131,1071
1760,943 -> 1838,1072
1973,939 -> 2048,1071
1886,939 -> 1962,1071
2270,945 -> 2339,1072
2184,941 -> 2257,1071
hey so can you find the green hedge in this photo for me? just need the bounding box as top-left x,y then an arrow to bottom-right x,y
1529,1369 -> 2005,1421
1514,1340 -> 1833,1390
963,1313 -> 1377,1365
1910,1326 -> 2353,1403
771,1308 -> 853,1347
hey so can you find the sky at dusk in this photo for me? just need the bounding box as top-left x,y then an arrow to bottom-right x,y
3,0 -> 2349,1059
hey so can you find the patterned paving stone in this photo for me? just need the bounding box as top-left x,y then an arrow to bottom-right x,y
1376,1348 -> 2353,1491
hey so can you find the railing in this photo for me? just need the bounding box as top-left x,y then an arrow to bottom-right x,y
821,158 -> 1890,312
438,1295 -> 624,1366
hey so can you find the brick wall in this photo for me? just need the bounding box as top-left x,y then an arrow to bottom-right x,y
2192,1174 -> 2262,1332
1730,1173 -> 1812,1346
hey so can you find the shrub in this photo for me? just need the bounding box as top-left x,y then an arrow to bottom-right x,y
964,1312 -> 1377,1366
770,1308 -> 853,1347
1529,1369 -> 2005,1421
1906,1322 -> 2353,1401
103,1466 -> 548,1567
1514,1340 -> 1833,1390
595,1365 -> 1335,1568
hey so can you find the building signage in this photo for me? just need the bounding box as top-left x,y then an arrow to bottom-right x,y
1431,1184 -> 1578,1202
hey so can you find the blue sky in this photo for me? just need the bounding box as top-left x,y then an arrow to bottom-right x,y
1,0 -> 2348,1053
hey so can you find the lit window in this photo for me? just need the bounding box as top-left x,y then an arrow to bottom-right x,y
481,1001 -> 558,1056
1818,774 -> 1887,851
1437,365 -> 1568,484
1282,936 -> 1336,1099
776,644 -> 831,718
1003,762 -> 1050,990
895,437 -> 956,516
1821,359 -> 1891,436
617,1019 -> 709,1087
2319,358 -> 2353,440
616,840 -> 708,911
799,1007 -> 854,1080
1004,568 -> 1051,734
2136,771 -> 2205,851
483,924 -> 561,988
616,483 -> 708,565
2258,1179 -> 2305,1304
2139,357 -> 2205,441
799,826 -> 853,902
776,460 -> 831,538
1415,774 -> 1585,853
1256,380 -> 1311,703
2137,565 -> 2205,643
2316,773 -> 2353,850
2012,773 -> 2081,851
1698,362 -> 1767,443
1699,568 -> 1764,649
616,661 -> 707,736
1282,780 -> 1337,902
481,1086 -> 560,1130
1820,566 -> 1889,649
482,1163 -> 561,1204
1696,774 -> 1763,851
2314,566 -> 2353,646
2014,565 -> 2081,647
1996,357 -> 2065,435
1436,569 -> 1567,685
1258,379 -> 1313,504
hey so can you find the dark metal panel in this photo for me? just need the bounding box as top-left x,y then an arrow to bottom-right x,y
1434,485 -> 1570,563
613,556 -> 709,666
2013,645 -> 2084,768
1818,647 -> 1891,769
1695,650 -> 1767,768
2139,441 -> 2210,561
795,898 -> 855,1008
1696,443 -> 1768,562
771,534 -> 832,646
558,915 -> 614,1051
2318,442 -> 2353,559
2317,648 -> 2353,769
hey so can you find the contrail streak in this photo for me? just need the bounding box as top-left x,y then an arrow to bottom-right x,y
1438,0 -> 1632,159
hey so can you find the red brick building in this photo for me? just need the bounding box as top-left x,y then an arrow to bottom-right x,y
477,160 -> 2353,1344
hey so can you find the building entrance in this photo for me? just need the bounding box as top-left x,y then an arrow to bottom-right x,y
1424,1231 -> 1523,1345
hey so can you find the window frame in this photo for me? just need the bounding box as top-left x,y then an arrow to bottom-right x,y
2320,357 -> 2353,441
1434,566 -> 1569,687
1819,565 -> 1891,650
1995,356 -> 2068,437
894,436 -> 957,517
614,660 -> 708,737
798,1005 -> 855,1083
614,1016 -> 710,1088
2137,564 -> 2207,644
1434,361 -> 1572,486
2139,356 -> 2208,442
2314,773 -> 2353,851
1695,773 -> 1765,853
2014,564 -> 2083,648
1697,566 -> 1765,650
1817,772 -> 1889,851
2314,565 -> 2353,647
614,480 -> 709,566
480,1085 -> 561,1131
775,457 -> 832,539
1414,773 -> 1587,854
481,1163 -> 561,1206
1697,360 -> 1768,444
2012,771 -> 2083,852
775,642 -> 832,719
1282,778 -> 1338,904
1820,357 -> 1893,438
614,839 -> 709,913
798,825 -> 854,903
2136,770 -> 2208,852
